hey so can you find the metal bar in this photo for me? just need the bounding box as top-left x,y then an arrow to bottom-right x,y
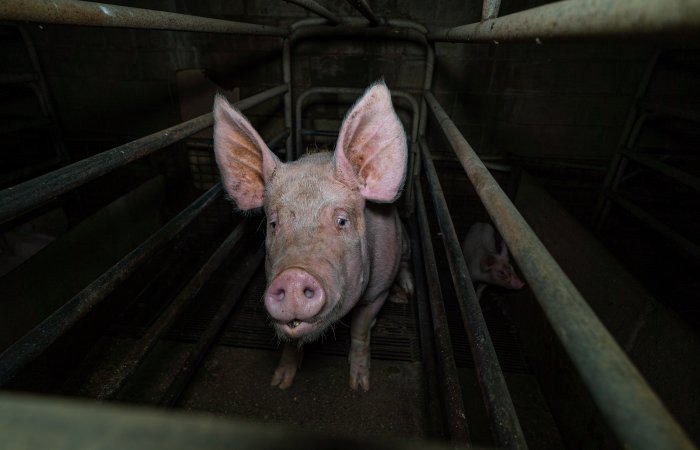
159,247 -> 264,406
0,0 -> 286,36
283,39 -> 294,161
283,0 -> 341,25
301,129 -> 338,137
344,0 -> 381,26
419,138 -> 526,449
607,193 -> 700,259
0,84 -> 288,225
100,220 -> 249,400
414,180 -> 470,448
424,91 -> 695,450
0,184 -> 222,386
428,0 -> 700,43
621,150 -> 700,192
481,0 -> 501,21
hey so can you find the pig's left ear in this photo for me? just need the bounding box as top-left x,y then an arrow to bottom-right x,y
334,82 -> 407,202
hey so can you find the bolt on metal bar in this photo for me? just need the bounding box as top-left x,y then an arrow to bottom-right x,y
283,0 -> 341,25
99,220 -> 249,400
481,0 -> 501,21
344,0 -> 381,26
419,138 -> 526,449
414,180 -> 470,448
0,184 -> 222,386
159,246 -> 264,406
428,0 -> 700,43
0,84 -> 288,225
0,0 -> 286,36
423,91 -> 695,450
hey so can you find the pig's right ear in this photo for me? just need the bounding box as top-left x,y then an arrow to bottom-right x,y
213,94 -> 279,210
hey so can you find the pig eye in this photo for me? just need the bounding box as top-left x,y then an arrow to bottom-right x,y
269,219 -> 277,230
336,216 -> 349,229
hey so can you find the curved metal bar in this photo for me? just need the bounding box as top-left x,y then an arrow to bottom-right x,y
283,0 -> 341,25
0,0 -> 286,36
345,0 -> 382,26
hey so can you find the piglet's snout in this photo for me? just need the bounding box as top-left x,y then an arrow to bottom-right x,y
264,268 -> 326,323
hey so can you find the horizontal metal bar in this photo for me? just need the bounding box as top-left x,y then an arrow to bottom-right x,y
0,183 -> 222,386
283,0 -> 341,25
0,84 -> 288,225
0,0 -> 286,36
419,138 -> 526,449
620,150 -> 700,192
345,0 -> 381,26
414,180 -> 470,447
607,192 -> 700,259
98,219 -> 248,400
159,246 -> 264,406
423,91 -> 695,450
300,129 -> 338,137
428,0 -> 700,43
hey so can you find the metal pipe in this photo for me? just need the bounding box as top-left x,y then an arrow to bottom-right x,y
423,91 -> 695,450
344,0 -> 381,26
283,39 -> 294,161
159,247 -> 264,406
0,84 -> 288,225
0,184 -> 222,386
294,87 -> 419,159
481,0 -> 501,21
414,180 -> 470,448
0,0 -> 286,36
283,0 -> 341,25
99,220 -> 249,400
428,0 -> 700,43
419,138 -> 526,449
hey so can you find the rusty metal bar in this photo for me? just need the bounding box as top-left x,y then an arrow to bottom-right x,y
283,0 -> 341,25
429,0 -> 700,43
414,180 -> 470,448
424,91 -> 695,450
344,0 -> 381,26
0,184 -> 222,386
0,84 -> 288,225
0,0 -> 286,36
99,220 -> 249,400
159,247 -> 264,406
419,138 -> 526,449
481,0 -> 501,21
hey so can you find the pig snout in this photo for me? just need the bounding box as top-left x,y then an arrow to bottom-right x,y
264,268 -> 326,335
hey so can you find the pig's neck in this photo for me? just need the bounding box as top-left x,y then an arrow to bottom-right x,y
360,202 -> 402,305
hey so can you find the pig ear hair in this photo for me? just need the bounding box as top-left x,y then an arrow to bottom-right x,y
213,93 -> 280,211
334,80 -> 408,202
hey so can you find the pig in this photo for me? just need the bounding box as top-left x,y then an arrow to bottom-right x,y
212,81 -> 413,391
462,222 -> 525,298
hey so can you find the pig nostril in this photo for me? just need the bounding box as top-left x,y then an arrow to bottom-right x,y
270,288 -> 285,302
304,288 -> 314,299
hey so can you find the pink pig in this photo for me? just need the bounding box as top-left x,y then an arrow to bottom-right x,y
213,82 -> 413,391
462,222 -> 525,298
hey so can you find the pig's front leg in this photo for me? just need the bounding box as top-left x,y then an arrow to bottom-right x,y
348,295 -> 387,391
271,341 -> 303,390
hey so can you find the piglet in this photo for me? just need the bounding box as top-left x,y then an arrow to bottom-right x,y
213,82 -> 413,391
462,222 -> 524,298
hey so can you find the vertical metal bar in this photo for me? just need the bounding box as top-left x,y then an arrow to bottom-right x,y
344,0 -> 381,26
0,0 -> 286,36
282,0 -> 341,25
419,138 -> 527,449
158,247 -> 264,406
414,181 -> 470,448
283,39 -> 294,161
423,91 -> 695,450
481,0 -> 501,21
0,184 -> 223,386
97,220 -> 249,400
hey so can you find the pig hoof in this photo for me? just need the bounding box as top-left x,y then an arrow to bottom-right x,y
270,365 -> 297,390
349,365 -> 371,392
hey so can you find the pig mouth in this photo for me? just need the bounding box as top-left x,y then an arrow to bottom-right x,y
275,318 -> 319,339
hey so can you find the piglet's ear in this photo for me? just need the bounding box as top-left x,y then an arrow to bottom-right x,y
213,94 -> 280,210
334,81 -> 408,202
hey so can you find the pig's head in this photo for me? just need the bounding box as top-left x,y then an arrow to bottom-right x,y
480,242 -> 525,290
213,82 -> 407,344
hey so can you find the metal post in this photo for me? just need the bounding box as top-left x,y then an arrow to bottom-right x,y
283,0 -> 341,25
0,0 -> 286,36
423,91 -> 695,450
0,84 -> 288,225
419,139 -> 526,449
0,184 -> 222,386
428,0 -> 700,43
481,0 -> 501,21
344,0 -> 381,26
414,180 -> 470,448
